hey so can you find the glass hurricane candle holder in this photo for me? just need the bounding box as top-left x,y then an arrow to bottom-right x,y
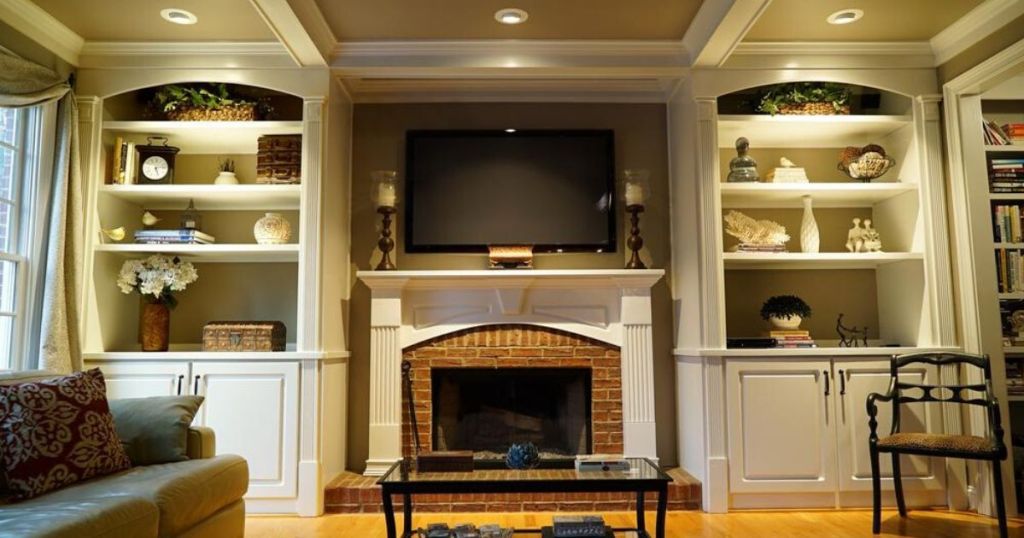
622,170 -> 649,269
371,170 -> 398,270
623,169 -> 650,208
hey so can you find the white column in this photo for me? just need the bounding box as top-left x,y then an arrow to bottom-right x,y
364,282 -> 407,476
619,286 -> 657,459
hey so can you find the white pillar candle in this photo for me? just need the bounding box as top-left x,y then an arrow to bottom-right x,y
625,182 -> 644,206
377,182 -> 397,207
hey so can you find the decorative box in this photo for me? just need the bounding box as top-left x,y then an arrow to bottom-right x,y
488,245 -> 533,269
202,321 -> 286,352
256,134 -> 302,184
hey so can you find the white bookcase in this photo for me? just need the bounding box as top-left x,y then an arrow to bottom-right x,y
74,70 -> 351,516
671,72 -> 959,512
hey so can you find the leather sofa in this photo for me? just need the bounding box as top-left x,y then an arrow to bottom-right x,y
0,371 -> 249,538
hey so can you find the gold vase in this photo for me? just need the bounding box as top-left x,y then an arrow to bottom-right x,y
141,302 -> 170,352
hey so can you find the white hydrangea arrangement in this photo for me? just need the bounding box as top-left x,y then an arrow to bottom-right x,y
117,254 -> 198,307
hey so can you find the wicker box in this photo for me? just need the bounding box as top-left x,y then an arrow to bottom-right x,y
202,321 -> 286,352
256,134 -> 302,184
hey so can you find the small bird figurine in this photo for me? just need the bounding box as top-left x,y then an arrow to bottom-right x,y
100,226 -> 126,242
141,211 -> 160,228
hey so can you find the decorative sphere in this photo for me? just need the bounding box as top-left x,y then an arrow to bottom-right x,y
505,442 -> 541,470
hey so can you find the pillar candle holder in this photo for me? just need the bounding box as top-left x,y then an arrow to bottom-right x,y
376,206 -> 397,270
626,204 -> 646,269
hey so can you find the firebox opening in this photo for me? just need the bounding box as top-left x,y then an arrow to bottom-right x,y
431,368 -> 592,458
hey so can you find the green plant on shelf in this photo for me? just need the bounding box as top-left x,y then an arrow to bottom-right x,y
757,82 -> 851,116
153,83 -> 250,113
760,295 -> 813,321
219,158 -> 235,173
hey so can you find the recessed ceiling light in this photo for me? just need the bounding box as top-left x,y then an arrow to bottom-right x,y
495,8 -> 528,25
505,128 -> 517,133
161,8 -> 198,25
826,9 -> 863,25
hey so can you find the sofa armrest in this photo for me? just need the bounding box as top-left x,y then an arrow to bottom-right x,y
186,426 -> 216,459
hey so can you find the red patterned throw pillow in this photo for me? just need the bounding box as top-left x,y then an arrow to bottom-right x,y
0,369 -> 131,499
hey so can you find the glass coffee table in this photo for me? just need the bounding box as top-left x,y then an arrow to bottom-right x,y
377,458 -> 671,538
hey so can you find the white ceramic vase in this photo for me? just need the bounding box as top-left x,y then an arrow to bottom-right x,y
214,171 -> 239,185
800,195 -> 820,253
254,212 -> 292,244
770,315 -> 802,330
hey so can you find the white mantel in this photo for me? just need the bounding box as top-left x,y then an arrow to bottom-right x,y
357,269 -> 664,476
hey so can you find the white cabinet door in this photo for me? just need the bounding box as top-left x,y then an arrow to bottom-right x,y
89,361 -> 191,399
835,359 -> 946,495
727,360 -> 837,493
191,362 -> 299,499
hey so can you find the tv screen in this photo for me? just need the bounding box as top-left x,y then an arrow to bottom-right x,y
405,129 -> 616,253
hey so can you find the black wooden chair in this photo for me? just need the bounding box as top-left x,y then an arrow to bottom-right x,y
867,352 -> 1008,537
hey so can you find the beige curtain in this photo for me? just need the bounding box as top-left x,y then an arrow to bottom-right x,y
0,49 -> 83,374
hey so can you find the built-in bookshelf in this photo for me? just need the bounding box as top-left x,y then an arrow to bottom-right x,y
81,84 -> 317,355
711,86 -> 938,351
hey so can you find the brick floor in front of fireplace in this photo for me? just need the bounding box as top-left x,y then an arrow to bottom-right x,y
324,467 -> 701,513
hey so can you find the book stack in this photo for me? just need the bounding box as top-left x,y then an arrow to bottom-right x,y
1003,123 -> 1024,145
993,204 -> 1024,242
990,156 -> 1024,193
135,229 -> 216,245
110,137 -> 138,184
549,516 -> 607,538
735,243 -> 787,253
765,330 -> 816,349
984,120 -> 1012,145
767,167 -> 809,183
995,249 -> 1024,293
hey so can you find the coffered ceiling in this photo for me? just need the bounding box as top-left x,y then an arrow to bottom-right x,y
31,0 -> 275,41
313,0 -> 704,41
744,0 -> 984,42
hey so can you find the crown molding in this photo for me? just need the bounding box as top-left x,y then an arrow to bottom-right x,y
734,41 -> 934,56
332,39 -> 687,61
285,0 -> 336,60
0,0 -> 84,66
78,41 -> 296,69
931,0 -> 1024,66
248,0 -> 327,66
684,0 -> 771,67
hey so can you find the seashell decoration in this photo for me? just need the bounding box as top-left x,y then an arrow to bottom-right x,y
723,210 -> 790,247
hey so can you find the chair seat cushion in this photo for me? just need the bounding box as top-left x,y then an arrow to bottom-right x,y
877,432 -> 996,454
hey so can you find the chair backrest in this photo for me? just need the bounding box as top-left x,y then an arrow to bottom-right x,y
891,352 -> 993,408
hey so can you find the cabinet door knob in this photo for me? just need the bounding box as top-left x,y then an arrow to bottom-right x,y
193,375 -> 201,395
823,370 -> 831,396
176,375 -> 184,395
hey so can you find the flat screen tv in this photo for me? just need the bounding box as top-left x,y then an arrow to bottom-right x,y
404,129 -> 616,253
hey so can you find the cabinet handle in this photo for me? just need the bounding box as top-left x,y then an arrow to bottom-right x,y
839,369 -> 846,396
823,370 -> 830,397
176,375 -> 184,395
193,375 -> 201,395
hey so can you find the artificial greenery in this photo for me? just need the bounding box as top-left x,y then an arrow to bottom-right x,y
152,83 -> 255,113
218,158 -> 235,173
760,295 -> 812,321
757,82 -> 851,115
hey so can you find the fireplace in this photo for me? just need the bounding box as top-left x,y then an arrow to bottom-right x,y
432,368 -> 592,456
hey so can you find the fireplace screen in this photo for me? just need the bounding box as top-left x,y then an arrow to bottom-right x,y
431,368 -> 592,457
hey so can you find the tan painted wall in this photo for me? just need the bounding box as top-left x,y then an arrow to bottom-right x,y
938,13 -> 1024,83
0,19 -> 73,79
346,102 -> 675,471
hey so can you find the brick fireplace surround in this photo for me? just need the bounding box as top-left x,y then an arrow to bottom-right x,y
327,324 -> 699,513
401,325 -> 623,457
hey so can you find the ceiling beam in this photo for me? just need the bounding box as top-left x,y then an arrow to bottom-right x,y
0,0 -> 84,66
248,0 -> 331,66
682,0 -> 771,67
930,0 -> 1024,66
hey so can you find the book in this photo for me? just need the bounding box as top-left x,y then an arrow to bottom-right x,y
135,229 -> 216,242
118,139 -> 129,184
111,136 -> 124,183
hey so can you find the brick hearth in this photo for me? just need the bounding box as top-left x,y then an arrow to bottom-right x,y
401,325 -> 624,457
324,468 -> 701,513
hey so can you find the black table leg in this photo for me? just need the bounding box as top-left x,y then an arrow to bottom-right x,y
655,484 -> 668,538
403,492 -> 412,537
636,490 -> 646,535
382,491 -> 397,538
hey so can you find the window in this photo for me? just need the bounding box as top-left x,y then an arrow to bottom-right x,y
0,105 -> 49,370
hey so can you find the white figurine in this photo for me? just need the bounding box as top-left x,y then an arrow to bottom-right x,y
846,218 -> 864,253
141,211 -> 160,228
861,219 -> 883,252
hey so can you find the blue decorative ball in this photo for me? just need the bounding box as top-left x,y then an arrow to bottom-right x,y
505,442 -> 541,470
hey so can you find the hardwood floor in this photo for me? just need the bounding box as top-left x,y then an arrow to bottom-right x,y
246,509 -> 1024,537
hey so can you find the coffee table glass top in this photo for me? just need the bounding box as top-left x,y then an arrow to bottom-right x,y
379,457 -> 669,484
